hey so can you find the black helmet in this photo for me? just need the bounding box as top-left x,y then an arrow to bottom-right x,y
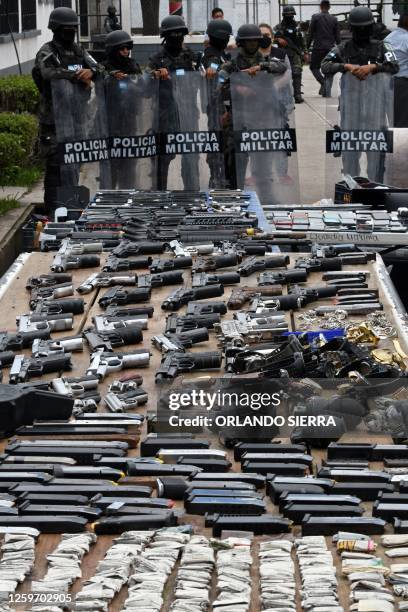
107,5 -> 117,14
206,19 -> 233,40
348,6 -> 375,26
236,24 -> 263,44
48,7 -> 79,32
105,30 -> 133,53
282,5 -> 296,16
160,15 -> 188,37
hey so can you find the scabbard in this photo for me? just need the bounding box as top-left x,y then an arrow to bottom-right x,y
206,513 -> 291,537
0,515 -> 88,533
92,512 -> 177,534
185,496 -> 266,515
233,442 -> 306,461
19,502 -> 101,521
283,503 -> 363,523
140,436 -> 208,456
17,492 -> 89,505
176,457 -> 232,472
243,462 -> 307,476
302,515 -> 386,536
278,492 -> 361,510
332,482 -> 395,501
190,472 -> 265,488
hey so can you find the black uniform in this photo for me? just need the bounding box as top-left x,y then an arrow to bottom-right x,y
32,39 -> 98,213
321,38 -> 399,75
220,48 -> 287,191
322,38 -> 398,183
146,46 -> 201,190
308,11 -> 340,95
274,19 -> 306,100
102,56 -> 141,75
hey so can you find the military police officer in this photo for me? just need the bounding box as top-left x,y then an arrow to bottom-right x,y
322,6 -> 399,183
102,30 -> 141,77
219,24 -> 288,191
274,5 -> 308,103
32,7 -> 98,214
321,6 -> 399,78
146,15 -> 202,190
104,5 -> 121,34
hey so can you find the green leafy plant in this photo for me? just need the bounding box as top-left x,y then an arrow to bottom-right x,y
0,75 -> 39,114
0,196 -> 19,216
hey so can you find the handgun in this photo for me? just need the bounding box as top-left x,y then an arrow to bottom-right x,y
161,285 -> 224,311
112,241 -> 165,257
31,297 -> 85,316
238,254 -> 289,277
9,353 -> 73,384
137,271 -> 184,289
29,282 -> 74,307
258,269 -> 308,286
102,255 -> 152,272
31,335 -> 83,356
83,326 -> 143,351
99,286 -> 151,309
191,253 -> 239,273
92,314 -> 148,332
155,350 -> 222,383
87,349 -> 151,380
26,273 -> 72,289
227,285 -> 283,309
77,272 -> 138,294
149,256 -> 192,274
17,314 -> 74,333
152,327 -> 209,352
191,272 -> 240,287
0,329 -> 50,352
169,240 -> 214,257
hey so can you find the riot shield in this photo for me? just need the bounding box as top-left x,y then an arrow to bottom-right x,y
105,74 -> 159,190
52,77 -> 111,193
229,70 -> 300,206
325,72 -> 397,195
157,71 -> 224,190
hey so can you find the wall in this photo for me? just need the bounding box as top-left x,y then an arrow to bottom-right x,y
129,0 -> 398,33
0,0 -> 74,75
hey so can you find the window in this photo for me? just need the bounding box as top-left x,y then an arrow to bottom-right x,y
0,0 -> 19,36
54,0 -> 73,7
21,0 -> 36,31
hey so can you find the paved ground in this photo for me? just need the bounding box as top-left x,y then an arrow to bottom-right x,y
296,69 -> 334,204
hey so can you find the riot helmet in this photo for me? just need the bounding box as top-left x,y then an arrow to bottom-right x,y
236,24 -> 263,54
48,7 -> 79,31
349,6 -> 374,44
207,19 -> 232,49
105,30 -> 133,54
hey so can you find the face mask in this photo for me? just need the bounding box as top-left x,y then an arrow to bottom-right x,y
55,27 -> 76,46
165,32 -> 184,51
283,15 -> 295,23
260,35 -> 272,49
352,25 -> 373,44
209,36 -> 228,50
244,40 -> 260,55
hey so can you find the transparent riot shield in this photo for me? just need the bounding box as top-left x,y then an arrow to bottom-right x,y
157,71 -> 224,190
105,74 -> 159,190
230,70 -> 300,206
325,72 -> 395,196
52,77 -> 111,193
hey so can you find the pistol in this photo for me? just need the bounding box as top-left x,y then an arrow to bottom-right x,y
9,353 -> 73,384
102,255 -> 152,272
77,273 -> 138,295
155,350 -> 222,383
162,285 -> 224,311
238,255 -> 289,277
149,256 -> 192,274
191,272 -> 240,287
87,349 -> 151,380
98,287 -> 151,309
227,285 -> 283,310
